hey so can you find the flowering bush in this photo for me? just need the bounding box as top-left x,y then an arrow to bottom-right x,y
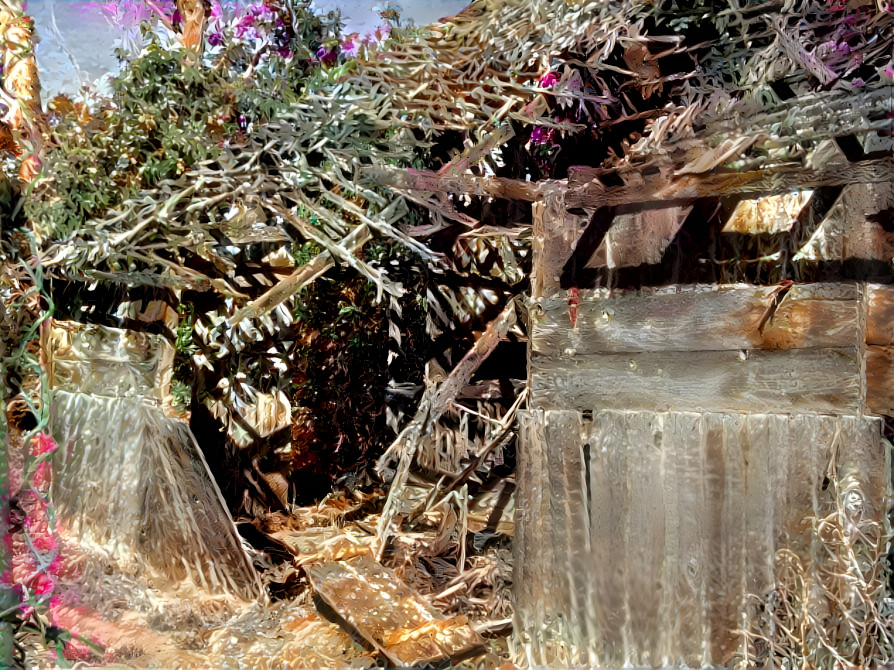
3,434 -> 63,622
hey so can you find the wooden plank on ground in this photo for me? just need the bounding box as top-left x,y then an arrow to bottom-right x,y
867,284 -> 894,346
307,554 -> 484,667
531,347 -> 861,413
867,345 -> 894,416
532,283 -> 860,355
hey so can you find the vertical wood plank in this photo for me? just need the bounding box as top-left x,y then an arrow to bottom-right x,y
587,411 -> 629,663
669,411 -> 709,666
623,411 -> 666,666
867,345 -> 894,416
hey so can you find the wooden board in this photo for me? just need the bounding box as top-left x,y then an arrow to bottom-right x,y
531,190 -> 588,299
867,284 -> 894,346
722,191 -> 812,235
585,205 -> 691,269
514,409 -> 888,668
307,554 -> 484,666
532,283 -> 860,355
867,345 -> 894,416
531,347 -> 861,413
43,319 -> 174,403
794,182 -> 894,261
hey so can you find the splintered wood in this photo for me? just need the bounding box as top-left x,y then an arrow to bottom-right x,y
307,554 -> 484,666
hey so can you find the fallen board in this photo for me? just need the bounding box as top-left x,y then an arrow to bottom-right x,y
307,554 -> 484,666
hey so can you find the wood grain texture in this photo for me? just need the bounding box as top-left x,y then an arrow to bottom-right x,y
307,554 -> 483,666
532,283 -> 860,355
795,182 -> 894,261
564,157 -> 894,209
531,190 -> 586,299
867,345 -> 894,416
722,191 -> 812,234
531,347 -> 861,413
867,284 -> 894,346
515,409 -> 888,667
586,205 -> 691,269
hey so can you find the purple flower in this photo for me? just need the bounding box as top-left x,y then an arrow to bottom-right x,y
530,126 -> 556,146
834,41 -> 852,54
235,14 -> 256,38
207,31 -> 224,46
316,45 -> 338,66
172,9 -> 182,24
539,71 -> 559,88
246,1 -> 275,20
276,46 -> 293,59
210,1 -> 222,18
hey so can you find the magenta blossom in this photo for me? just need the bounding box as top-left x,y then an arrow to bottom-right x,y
530,126 -> 556,146
208,31 -> 224,46
235,14 -> 257,39
342,34 -> 360,58
539,71 -> 560,88
246,1 -> 276,20
316,45 -> 338,66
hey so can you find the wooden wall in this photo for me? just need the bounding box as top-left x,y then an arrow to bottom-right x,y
515,188 -> 893,667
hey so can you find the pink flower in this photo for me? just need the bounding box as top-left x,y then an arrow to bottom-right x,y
530,126 -> 556,146
34,572 -> 55,596
885,65 -> 894,79
31,433 -> 57,456
32,461 -> 50,489
364,23 -> 391,46
341,34 -> 359,58
210,1 -> 222,19
539,71 -> 559,88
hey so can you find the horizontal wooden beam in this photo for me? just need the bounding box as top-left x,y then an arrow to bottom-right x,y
564,157 -> 894,209
366,159 -> 894,211
532,283 -> 861,355
531,347 -> 861,414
